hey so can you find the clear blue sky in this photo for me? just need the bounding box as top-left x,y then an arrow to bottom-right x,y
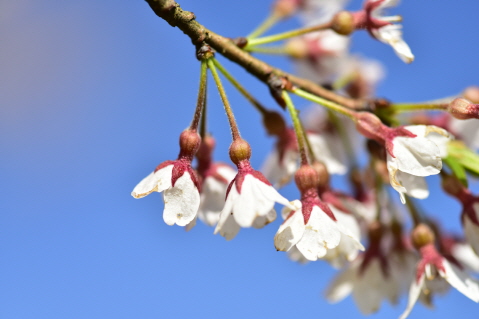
1,1 -> 478,318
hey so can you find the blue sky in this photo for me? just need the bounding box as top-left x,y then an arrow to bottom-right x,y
1,1 -> 478,318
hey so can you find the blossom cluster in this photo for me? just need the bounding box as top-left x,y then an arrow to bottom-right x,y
135,0 -> 479,317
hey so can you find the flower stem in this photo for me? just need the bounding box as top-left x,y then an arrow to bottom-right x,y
212,59 -> 268,115
247,12 -> 281,39
245,46 -> 287,55
207,59 -> 241,141
282,90 -> 308,166
246,22 -> 332,48
299,119 -> 316,163
390,103 -> 448,113
292,88 -> 356,119
405,197 -> 422,226
191,60 -> 208,132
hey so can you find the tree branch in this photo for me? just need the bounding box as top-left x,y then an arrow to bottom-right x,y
145,0 -> 365,109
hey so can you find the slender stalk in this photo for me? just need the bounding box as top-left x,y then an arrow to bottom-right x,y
245,46 -> 287,55
199,65 -> 208,138
247,13 -> 281,39
246,22 -> 332,48
207,59 -> 241,141
298,119 -> 316,162
390,103 -> 448,113
212,59 -> 268,115
292,88 -> 356,119
405,197 -> 422,226
282,91 -> 308,166
191,60 -> 208,131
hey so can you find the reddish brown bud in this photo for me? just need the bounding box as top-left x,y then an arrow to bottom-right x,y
262,111 -> 287,136
179,129 -> 201,157
311,160 -> 329,189
331,11 -> 355,36
196,134 -> 215,162
411,223 -> 435,249
355,112 -> 385,142
229,139 -> 252,165
447,98 -> 479,120
368,221 -> 383,242
441,173 -> 464,197
294,165 -> 319,192
463,86 -> 479,104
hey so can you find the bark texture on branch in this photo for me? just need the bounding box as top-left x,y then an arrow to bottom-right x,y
145,0 -> 365,109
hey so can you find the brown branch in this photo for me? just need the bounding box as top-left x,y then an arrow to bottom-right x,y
145,0 -> 366,109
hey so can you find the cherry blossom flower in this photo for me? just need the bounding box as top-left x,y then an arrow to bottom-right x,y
352,0 -> 414,63
385,125 -> 452,203
131,130 -> 202,227
214,140 -> 293,240
274,166 -> 364,261
400,242 -> 479,319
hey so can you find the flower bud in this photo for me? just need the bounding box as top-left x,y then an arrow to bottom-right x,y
441,173 -> 463,197
179,129 -> 201,158
331,11 -> 355,36
272,0 -> 299,19
284,38 -> 309,59
262,111 -> 287,136
411,223 -> 435,250
311,160 -> 329,190
447,98 -> 479,120
463,85 -> 479,104
355,112 -> 385,142
229,139 -> 252,165
196,134 -> 215,163
295,165 -> 319,193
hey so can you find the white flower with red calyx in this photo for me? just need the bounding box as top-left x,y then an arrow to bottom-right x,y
356,112 -> 453,203
131,130 -> 202,227
440,235 -> 479,273
320,190 -> 363,268
274,165 -> 364,261
351,0 -> 414,63
193,135 -> 236,228
400,224 -> 479,319
214,139 -> 293,240
326,222 -> 402,314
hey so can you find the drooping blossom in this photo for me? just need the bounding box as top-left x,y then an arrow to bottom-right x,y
352,0 -> 414,63
274,165 -> 364,261
131,130 -> 202,227
400,224 -> 479,319
214,139 -> 293,240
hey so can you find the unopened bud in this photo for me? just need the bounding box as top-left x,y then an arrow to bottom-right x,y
311,160 -> 329,189
441,173 -> 463,197
262,111 -> 287,136
196,135 -> 215,162
447,97 -> 479,120
272,0 -> 299,19
463,86 -> 479,104
295,165 -> 319,192
284,38 -> 309,59
331,11 -> 355,36
229,139 -> 252,165
411,223 -> 435,249
179,129 -> 201,157
355,112 -> 385,142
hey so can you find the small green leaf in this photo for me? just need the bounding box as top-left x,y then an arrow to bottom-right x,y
443,156 -> 468,187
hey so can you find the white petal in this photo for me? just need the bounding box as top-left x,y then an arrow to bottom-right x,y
261,149 -> 298,188
281,200 -> 302,220
352,260 -> 386,314
392,136 -> 442,176
214,212 -> 240,241
131,165 -> 173,198
214,187 -> 238,236
464,206 -> 479,256
274,210 -> 305,252
163,172 -> 200,226
325,263 -> 356,303
449,118 -> 479,150
453,243 -> 479,272
399,273 -> 426,319
287,246 -> 310,264
374,25 -> 414,64
396,171 -> 429,200
251,208 -> 277,229
198,176 -> 228,226
439,259 -> 479,302
296,206 -> 341,261
308,133 -> 348,175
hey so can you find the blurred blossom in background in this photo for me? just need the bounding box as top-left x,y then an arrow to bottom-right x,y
1,1 -> 478,318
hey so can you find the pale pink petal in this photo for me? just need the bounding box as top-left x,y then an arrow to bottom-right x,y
131,165 -> 173,198
399,273 -> 426,319
296,206 -> 341,261
439,259 -> 479,302
274,210 -> 305,252
163,172 -> 200,226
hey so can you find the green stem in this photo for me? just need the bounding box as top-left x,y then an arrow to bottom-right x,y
246,22 -> 332,48
191,60 -> 208,131
245,46 -> 287,55
207,59 -> 241,141
282,91 -> 308,166
299,119 -> 316,163
212,59 -> 267,115
247,12 -> 281,39
405,197 -> 422,226
390,103 -> 448,113
292,88 -> 356,119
